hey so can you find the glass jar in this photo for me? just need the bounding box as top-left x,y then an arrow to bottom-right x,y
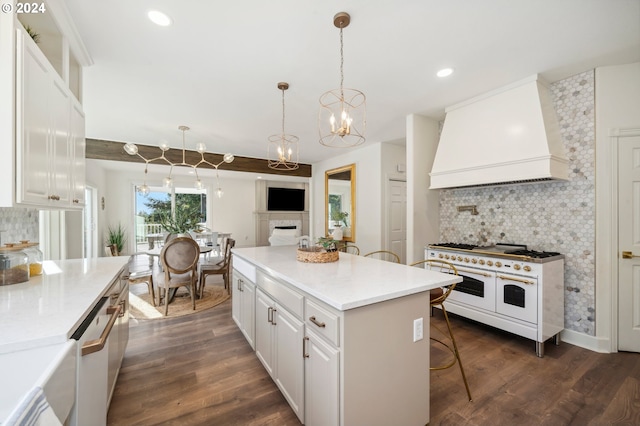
20,241 -> 43,276
0,244 -> 30,285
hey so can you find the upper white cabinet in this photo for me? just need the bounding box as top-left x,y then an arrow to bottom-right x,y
16,28 -> 85,208
0,0 -> 91,208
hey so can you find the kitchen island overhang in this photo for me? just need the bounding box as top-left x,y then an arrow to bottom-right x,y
232,246 -> 462,426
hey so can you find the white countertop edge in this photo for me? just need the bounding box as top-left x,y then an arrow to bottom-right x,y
233,248 -> 462,311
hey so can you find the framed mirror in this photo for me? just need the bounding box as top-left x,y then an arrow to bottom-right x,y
325,164 -> 355,243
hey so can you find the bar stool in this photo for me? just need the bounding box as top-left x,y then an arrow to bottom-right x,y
410,259 -> 472,401
363,250 -> 400,263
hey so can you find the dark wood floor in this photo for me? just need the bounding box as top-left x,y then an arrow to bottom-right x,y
108,290 -> 640,426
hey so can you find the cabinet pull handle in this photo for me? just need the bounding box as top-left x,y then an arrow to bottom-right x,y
267,306 -> 273,323
309,316 -> 326,328
238,279 -> 243,292
82,304 -> 121,356
272,308 -> 277,325
497,275 -> 534,285
303,336 -> 309,358
48,195 -> 60,201
73,199 -> 79,204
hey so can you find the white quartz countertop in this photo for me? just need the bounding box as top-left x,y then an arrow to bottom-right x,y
232,246 -> 461,311
0,257 -> 127,354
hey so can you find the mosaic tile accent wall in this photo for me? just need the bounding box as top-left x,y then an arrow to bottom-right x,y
0,207 -> 39,244
439,70 -> 595,335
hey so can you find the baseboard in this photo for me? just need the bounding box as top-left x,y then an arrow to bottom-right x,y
561,329 -> 612,353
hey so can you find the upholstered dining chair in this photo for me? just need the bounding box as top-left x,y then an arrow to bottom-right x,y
199,238 -> 235,297
155,237 -> 200,316
363,250 -> 400,263
410,259 -> 472,401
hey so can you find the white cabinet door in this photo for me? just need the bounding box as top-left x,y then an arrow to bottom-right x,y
232,271 -> 256,349
17,32 -> 51,205
274,305 -> 304,422
255,289 -> 275,376
49,78 -> 72,205
15,29 -> 84,209
240,279 -> 255,349
305,328 -> 340,426
231,272 -> 242,327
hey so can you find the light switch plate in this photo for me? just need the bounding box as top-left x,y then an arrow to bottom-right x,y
413,317 -> 423,342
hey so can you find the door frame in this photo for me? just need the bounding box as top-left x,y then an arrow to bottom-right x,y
599,127 -> 640,352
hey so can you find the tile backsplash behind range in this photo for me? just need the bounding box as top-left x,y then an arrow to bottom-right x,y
0,208 -> 39,244
439,70 -> 595,335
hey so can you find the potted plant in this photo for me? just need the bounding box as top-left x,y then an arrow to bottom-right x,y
107,223 -> 127,255
331,210 -> 349,228
316,237 -> 339,252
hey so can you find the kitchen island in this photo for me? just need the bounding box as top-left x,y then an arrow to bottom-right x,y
231,246 -> 461,426
0,257 -> 128,424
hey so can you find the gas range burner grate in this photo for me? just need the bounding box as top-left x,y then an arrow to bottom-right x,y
504,250 -> 561,258
430,243 -> 478,250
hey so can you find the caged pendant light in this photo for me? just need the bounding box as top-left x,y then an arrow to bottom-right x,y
123,126 -> 234,198
268,82 -> 299,170
319,12 -> 366,148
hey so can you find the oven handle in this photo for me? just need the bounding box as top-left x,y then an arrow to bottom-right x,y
456,267 -> 492,277
81,304 -> 121,356
497,275 -> 534,285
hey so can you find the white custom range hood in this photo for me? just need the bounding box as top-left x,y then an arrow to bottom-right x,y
430,75 -> 568,189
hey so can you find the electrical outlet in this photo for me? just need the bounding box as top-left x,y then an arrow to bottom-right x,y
413,317 -> 423,342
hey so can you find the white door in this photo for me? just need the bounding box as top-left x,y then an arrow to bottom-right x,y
618,134 -> 640,352
387,179 -> 407,264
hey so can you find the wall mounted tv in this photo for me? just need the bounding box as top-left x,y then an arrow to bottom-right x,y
267,187 -> 305,211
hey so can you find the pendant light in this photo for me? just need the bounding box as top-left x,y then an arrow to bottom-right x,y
319,12 -> 366,148
268,82 -> 299,170
123,126 -> 234,197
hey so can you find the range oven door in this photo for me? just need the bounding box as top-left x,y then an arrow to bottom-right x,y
446,266 -> 496,312
496,274 -> 538,324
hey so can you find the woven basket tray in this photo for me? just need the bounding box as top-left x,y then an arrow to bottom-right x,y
296,247 -> 339,263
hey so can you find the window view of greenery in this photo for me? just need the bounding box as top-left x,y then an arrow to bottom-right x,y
135,188 -> 207,250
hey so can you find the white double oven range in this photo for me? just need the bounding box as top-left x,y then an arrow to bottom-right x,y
426,243 -> 565,357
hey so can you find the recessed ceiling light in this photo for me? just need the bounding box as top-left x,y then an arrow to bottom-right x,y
148,10 -> 172,26
437,68 -> 454,78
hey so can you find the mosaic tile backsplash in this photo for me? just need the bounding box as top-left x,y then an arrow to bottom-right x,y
0,207 -> 39,244
439,70 -> 595,335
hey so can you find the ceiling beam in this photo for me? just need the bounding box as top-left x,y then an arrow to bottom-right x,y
85,138 -> 312,178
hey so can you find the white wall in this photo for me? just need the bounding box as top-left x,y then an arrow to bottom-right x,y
312,143 -> 383,255
594,61 -> 640,347
406,114 -> 440,264
86,159 -> 258,254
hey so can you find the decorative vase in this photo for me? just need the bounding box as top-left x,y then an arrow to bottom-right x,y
331,226 -> 343,241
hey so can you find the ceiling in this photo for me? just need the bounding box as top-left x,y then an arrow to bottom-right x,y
65,0 -> 640,166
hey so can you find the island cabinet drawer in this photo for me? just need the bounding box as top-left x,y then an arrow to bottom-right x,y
305,299 -> 340,347
257,272 -> 304,319
234,256 -> 256,282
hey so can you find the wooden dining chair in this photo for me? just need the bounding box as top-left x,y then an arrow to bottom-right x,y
155,237 -> 200,316
128,254 -> 156,306
363,250 -> 400,263
199,238 -> 235,297
410,259 -> 472,401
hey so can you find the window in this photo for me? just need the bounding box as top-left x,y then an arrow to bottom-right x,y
134,186 -> 207,251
